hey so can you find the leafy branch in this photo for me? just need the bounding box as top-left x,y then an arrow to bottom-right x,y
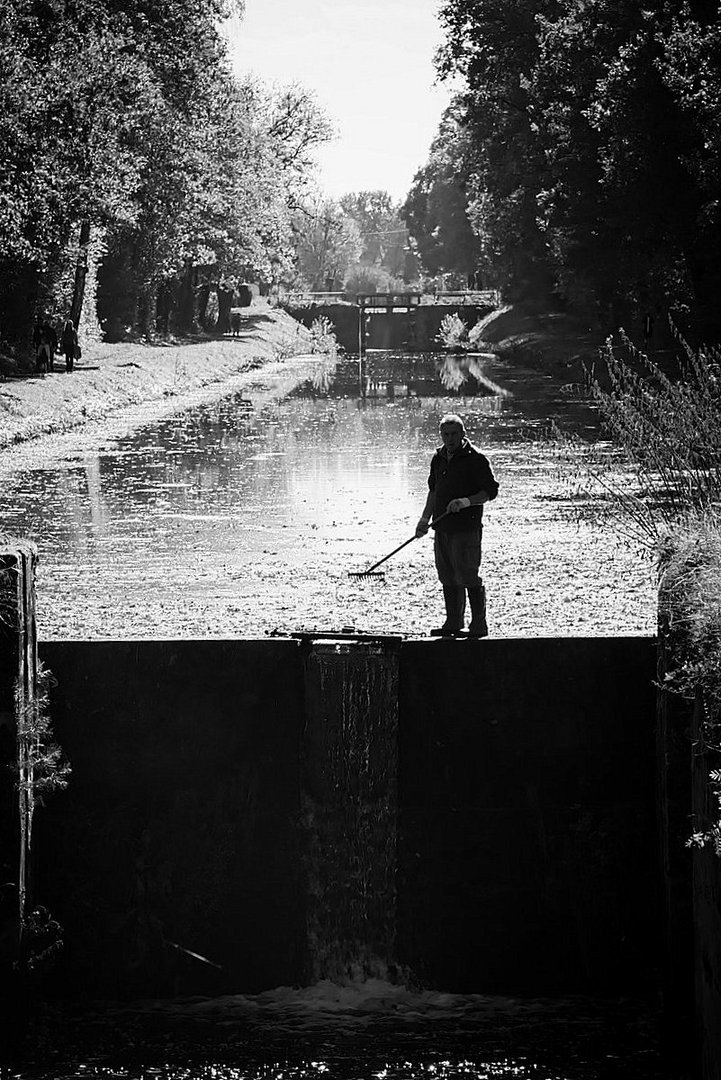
579,326 -> 721,854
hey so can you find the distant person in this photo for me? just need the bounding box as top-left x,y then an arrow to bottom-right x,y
60,319 -> 78,372
32,316 -> 44,371
415,413 -> 498,637
35,319 -> 55,374
237,284 -> 252,308
230,311 -> 242,337
43,320 -> 58,372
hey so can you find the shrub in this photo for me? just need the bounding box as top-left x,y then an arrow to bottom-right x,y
309,316 -> 339,358
658,519 -> 721,855
590,328 -> 721,537
436,313 -> 469,350
588,325 -> 721,853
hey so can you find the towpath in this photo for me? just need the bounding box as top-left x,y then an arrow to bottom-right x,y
0,305 -> 309,451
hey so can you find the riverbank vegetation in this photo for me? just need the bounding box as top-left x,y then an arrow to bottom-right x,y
404,1 -> 721,342
586,329 -> 721,852
0,0 -> 332,352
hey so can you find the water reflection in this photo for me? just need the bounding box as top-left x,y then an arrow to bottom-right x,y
5,979 -> 661,1078
0,350 -> 653,640
1,1061 -> 588,1079
292,352 -> 516,404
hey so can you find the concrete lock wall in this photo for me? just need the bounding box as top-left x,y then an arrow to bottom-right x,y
284,304 -> 495,353
35,635 -> 661,1000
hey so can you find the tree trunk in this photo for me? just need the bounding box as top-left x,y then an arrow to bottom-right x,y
195,282 -> 210,331
135,284 -> 157,338
70,220 -> 91,329
156,282 -> 171,337
175,261 -> 197,334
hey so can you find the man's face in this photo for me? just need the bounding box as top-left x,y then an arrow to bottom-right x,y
440,422 -> 463,454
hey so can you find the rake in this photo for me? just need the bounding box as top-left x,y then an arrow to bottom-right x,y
348,510 -> 450,579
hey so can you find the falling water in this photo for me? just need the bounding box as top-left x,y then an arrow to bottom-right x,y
302,639 -> 400,983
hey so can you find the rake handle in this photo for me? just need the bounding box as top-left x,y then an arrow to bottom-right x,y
361,509 -> 450,575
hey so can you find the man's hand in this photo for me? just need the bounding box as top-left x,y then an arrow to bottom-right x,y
415,517 -> 430,537
447,497 -> 471,513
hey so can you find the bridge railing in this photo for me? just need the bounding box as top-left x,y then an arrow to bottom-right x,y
357,293 -> 423,308
430,290 -> 502,307
282,289 -> 503,309
283,291 -> 347,305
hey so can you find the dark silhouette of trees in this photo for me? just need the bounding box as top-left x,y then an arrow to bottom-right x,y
403,0 -> 721,332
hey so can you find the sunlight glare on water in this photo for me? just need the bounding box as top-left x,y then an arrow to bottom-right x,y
2,1058 -> 588,1080
0,350 -> 657,639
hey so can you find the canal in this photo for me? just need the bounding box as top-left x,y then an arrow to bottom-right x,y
0,349 -> 656,639
0,349 -> 663,1077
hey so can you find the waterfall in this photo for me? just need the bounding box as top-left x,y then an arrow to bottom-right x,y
302,640 -> 400,983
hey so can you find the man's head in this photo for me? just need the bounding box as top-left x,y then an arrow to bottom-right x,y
439,413 -> 465,454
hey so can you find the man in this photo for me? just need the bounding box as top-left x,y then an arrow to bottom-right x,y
416,414 -> 498,637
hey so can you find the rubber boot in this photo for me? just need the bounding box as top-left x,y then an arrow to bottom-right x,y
430,585 -> 466,636
467,585 -> 488,638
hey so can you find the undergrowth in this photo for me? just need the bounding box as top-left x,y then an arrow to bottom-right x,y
585,324 -> 721,853
272,316 -> 338,362
2,542 -> 71,972
657,520 -> 721,854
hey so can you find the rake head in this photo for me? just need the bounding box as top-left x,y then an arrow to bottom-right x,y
348,569 -> 386,580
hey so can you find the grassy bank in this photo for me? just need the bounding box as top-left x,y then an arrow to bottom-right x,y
0,305 -> 311,450
469,303 -> 679,384
474,305 -> 599,376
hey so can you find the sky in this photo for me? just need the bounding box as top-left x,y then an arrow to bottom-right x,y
225,0 -> 454,203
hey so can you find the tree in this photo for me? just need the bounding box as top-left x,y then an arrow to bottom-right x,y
0,0 -> 330,345
292,197 -> 362,290
434,0 -> 556,297
423,0 -> 721,327
401,105 -> 481,284
339,190 -> 410,279
659,10 -> 721,318
530,2 -> 696,321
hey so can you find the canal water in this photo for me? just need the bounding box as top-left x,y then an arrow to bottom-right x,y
9,978 -> 662,1079
0,350 -> 656,639
0,350 -> 663,1077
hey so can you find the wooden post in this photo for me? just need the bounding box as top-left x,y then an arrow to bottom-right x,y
0,542 -> 38,948
358,301 -> 368,357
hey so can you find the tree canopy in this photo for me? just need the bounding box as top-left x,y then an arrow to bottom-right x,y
402,0 -> 721,329
289,189 -> 416,295
0,0 -> 330,345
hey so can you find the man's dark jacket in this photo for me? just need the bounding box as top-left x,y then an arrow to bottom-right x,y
428,439 -> 498,534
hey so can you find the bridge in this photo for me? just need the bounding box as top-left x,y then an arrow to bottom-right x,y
282,290 -> 501,352
284,289 -> 501,310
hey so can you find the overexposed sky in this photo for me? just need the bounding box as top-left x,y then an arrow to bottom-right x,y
225,0 -> 453,202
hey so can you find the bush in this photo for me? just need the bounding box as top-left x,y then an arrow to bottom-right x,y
589,324 -> 721,853
308,316 -> 339,357
658,519 -> 721,855
343,266 -> 408,300
436,313 -> 469,351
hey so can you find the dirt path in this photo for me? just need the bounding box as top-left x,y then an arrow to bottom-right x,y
0,305 -> 310,450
